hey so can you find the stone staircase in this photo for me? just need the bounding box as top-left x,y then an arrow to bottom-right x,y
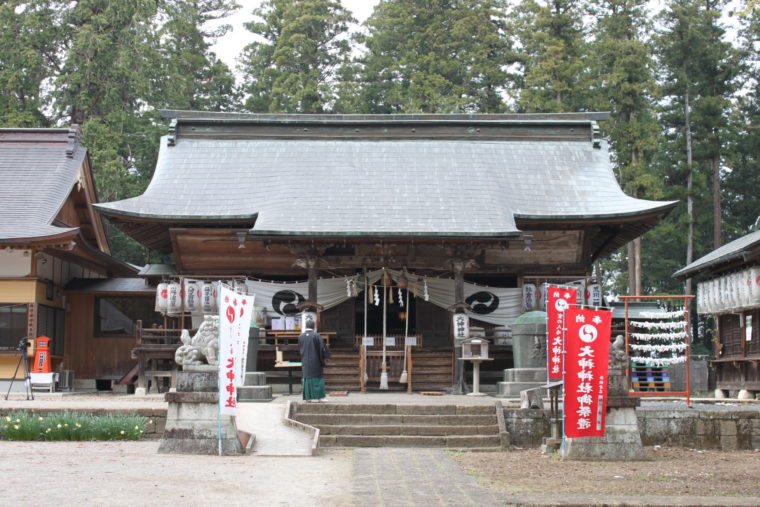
291,403 -> 507,449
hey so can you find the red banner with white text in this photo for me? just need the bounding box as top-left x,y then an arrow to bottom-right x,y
546,286 -> 578,381
564,307 -> 612,438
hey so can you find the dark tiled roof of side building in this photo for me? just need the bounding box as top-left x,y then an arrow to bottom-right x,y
674,228 -> 760,279
0,127 -> 85,242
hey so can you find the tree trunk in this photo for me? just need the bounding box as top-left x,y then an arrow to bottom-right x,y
627,242 -> 636,296
712,155 -> 722,249
685,89 -> 694,296
634,236 -> 642,296
628,147 -> 640,296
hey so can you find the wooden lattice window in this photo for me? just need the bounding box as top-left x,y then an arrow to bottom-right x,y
719,314 -> 741,357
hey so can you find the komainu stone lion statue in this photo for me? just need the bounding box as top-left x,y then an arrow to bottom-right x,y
609,334 -> 629,370
175,315 -> 220,366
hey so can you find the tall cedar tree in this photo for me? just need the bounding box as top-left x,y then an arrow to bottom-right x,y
0,0 -> 62,127
588,0 -> 661,296
723,0 -> 760,238
512,0 -> 591,112
357,0 -> 516,113
240,0 -> 354,113
55,0 -> 240,263
156,0 -> 241,112
655,0 -> 740,294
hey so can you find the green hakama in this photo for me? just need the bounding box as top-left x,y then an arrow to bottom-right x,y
302,377 -> 326,400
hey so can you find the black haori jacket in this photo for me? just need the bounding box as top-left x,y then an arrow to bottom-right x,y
298,330 -> 331,378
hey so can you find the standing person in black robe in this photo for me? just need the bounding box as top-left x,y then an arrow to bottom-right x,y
298,317 -> 331,402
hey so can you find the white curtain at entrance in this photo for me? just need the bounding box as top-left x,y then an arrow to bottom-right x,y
213,269 -> 524,327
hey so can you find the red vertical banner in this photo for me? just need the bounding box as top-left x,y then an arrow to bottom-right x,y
564,307 -> 612,438
546,286 -> 578,381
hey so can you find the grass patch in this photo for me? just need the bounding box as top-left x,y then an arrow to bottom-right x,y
1,411 -> 148,441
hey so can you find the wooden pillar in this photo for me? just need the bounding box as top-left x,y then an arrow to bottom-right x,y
452,259 -> 467,395
307,256 -> 318,303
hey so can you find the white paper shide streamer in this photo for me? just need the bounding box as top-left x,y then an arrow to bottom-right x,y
629,308 -> 688,367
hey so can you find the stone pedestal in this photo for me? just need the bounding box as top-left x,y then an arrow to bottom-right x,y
238,371 -> 273,402
496,367 -> 547,397
561,369 -> 646,460
158,365 -> 245,455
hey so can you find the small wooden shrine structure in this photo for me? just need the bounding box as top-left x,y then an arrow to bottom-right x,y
95,111 -> 676,392
674,222 -> 760,398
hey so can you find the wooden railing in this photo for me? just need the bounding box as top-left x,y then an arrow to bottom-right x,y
132,321 -> 187,394
135,320 -> 187,347
359,344 -> 413,394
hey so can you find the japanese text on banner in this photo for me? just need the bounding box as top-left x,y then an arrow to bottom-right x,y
218,285 -> 255,416
546,286 -> 578,382
563,307 -> 611,438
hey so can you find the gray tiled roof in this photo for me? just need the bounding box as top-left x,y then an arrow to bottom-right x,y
0,129 -> 84,242
673,229 -> 760,279
96,137 -> 674,238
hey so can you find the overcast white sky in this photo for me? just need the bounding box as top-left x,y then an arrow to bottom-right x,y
210,0 -> 380,72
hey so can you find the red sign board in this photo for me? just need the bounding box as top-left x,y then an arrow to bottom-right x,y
564,307 -> 611,438
546,286 -> 578,381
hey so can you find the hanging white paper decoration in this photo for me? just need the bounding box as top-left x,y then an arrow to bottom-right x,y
751,267 -> 760,302
522,283 -> 536,312
696,282 -> 706,314
537,284 -> 547,311
423,277 -> 429,301
301,311 -> 318,331
155,282 -> 168,312
167,281 -> 182,314
398,288 -> 404,307
452,313 -> 470,340
374,285 -> 380,307
585,283 -> 603,307
201,282 -> 215,313
184,280 -> 201,313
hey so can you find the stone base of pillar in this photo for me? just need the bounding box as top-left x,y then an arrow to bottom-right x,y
738,389 -> 755,400
158,367 -> 246,455
561,407 -> 647,460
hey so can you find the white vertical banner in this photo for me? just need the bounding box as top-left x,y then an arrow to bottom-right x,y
218,285 -> 255,415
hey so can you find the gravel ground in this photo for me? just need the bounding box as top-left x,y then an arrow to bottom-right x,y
453,446 -> 760,499
0,441 -> 353,506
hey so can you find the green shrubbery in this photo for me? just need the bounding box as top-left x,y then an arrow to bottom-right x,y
0,411 -> 148,441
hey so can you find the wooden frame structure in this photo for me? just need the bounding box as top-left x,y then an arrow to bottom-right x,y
621,295 -> 694,406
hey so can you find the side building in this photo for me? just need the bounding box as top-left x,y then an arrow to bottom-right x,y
674,222 -> 760,399
0,127 -> 147,392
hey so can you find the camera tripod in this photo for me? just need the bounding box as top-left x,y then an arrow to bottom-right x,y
4,338 -> 33,401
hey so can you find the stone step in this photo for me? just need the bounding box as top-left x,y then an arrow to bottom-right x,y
294,403 -> 496,415
319,434 -> 501,448
296,413 -> 497,426
243,372 -> 267,386
318,424 -> 499,436
237,385 -> 273,402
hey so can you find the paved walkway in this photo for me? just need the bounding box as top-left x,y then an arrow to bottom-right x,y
352,448 -> 501,506
236,403 -> 314,456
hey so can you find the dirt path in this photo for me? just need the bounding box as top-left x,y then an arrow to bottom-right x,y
0,441 -> 352,506
453,446 -> 760,500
